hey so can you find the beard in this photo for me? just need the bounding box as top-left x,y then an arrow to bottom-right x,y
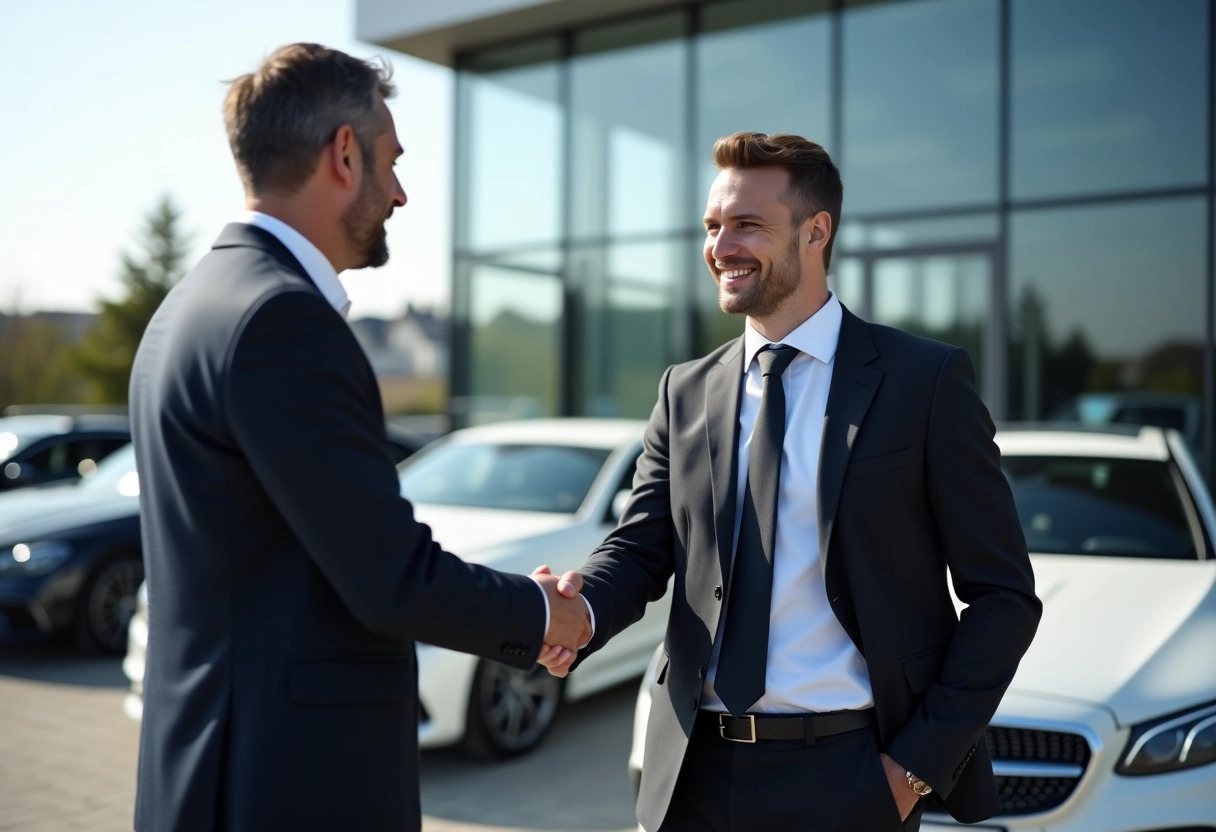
342,167 -> 391,270
716,231 -> 801,317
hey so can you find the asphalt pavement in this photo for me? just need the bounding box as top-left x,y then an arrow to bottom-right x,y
0,641 -> 638,832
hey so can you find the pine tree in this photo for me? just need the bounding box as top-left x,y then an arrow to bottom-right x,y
71,196 -> 190,404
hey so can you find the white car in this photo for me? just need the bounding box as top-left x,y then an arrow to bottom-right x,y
629,425 -> 1216,830
124,418 -> 668,758
403,418 -> 668,757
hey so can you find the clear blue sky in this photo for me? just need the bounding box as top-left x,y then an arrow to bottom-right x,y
0,0 -> 453,319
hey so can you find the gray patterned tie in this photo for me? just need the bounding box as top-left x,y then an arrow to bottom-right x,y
715,344 -> 799,716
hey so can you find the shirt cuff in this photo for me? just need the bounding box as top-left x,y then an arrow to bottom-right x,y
529,576 -> 551,640
580,595 -> 596,649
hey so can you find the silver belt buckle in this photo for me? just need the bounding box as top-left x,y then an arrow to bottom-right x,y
719,713 -> 756,743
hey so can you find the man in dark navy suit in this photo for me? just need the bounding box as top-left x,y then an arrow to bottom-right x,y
129,44 -> 590,832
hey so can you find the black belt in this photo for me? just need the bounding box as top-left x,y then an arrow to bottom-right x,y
696,707 -> 876,744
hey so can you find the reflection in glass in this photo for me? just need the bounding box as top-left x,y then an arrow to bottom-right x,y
459,41 -> 563,252
573,241 -> 686,417
843,0 -> 999,212
571,15 -> 687,240
1011,0 -> 1208,199
468,265 -> 563,421
695,0 -> 831,208
837,215 -> 999,253
870,253 -> 990,390
1008,198 -> 1207,428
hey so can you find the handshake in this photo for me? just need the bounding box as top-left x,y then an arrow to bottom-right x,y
531,564 -> 589,678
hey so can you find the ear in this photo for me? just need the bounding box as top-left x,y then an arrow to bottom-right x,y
325,124 -> 360,189
804,210 -> 831,252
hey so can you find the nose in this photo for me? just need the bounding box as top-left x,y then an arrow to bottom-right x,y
709,228 -> 739,262
393,175 -> 407,208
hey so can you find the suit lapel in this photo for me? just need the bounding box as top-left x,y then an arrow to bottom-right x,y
817,308 -> 883,575
706,338 -> 745,586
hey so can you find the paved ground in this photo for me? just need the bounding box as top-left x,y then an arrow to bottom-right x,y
0,641 -> 638,832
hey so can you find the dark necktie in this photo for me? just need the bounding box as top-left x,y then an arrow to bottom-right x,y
715,344 -> 799,717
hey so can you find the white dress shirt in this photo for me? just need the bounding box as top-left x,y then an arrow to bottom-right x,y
237,211 -> 585,643
240,211 -> 351,319
702,292 -> 874,713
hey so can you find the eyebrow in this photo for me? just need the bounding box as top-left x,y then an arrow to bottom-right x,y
704,212 -> 766,226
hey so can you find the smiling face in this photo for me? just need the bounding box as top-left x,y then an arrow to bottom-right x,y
703,166 -> 805,319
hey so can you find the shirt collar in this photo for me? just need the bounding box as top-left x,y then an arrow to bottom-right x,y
742,292 -> 843,372
239,211 -> 350,319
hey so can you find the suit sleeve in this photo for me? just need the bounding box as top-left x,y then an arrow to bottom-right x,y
575,366 -> 677,659
886,347 -> 1042,797
223,289 -> 546,668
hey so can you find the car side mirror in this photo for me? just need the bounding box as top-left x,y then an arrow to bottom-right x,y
612,489 -> 632,522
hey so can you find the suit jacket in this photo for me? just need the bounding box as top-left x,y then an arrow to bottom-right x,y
578,307 -> 1041,830
129,224 -> 546,832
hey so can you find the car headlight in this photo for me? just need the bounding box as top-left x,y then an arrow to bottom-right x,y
1117,702 -> 1216,776
0,541 -> 75,576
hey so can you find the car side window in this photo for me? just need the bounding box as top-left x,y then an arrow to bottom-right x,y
24,438 -> 127,481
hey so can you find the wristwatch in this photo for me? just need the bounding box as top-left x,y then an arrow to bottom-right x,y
906,771 -> 933,796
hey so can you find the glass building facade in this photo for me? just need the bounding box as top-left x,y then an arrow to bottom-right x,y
450,0 -> 1215,473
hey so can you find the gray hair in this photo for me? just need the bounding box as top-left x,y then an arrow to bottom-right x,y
223,43 -> 395,196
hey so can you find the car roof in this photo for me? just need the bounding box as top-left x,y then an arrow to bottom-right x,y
446,418 -> 647,449
995,423 -> 1170,461
0,413 -> 129,434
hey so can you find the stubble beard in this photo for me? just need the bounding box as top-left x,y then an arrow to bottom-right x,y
342,167 -> 391,270
716,231 -> 801,318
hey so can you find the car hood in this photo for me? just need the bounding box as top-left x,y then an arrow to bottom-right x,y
1001,554 -> 1216,726
0,485 -> 137,543
411,504 -> 578,562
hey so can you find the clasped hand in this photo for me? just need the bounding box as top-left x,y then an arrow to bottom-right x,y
531,565 -> 587,678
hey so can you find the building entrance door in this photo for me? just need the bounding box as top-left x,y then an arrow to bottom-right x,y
834,244 -> 1001,413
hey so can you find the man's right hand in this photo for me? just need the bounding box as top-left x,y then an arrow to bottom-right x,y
532,566 -> 588,677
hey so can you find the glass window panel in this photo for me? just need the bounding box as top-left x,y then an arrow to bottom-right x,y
871,253 -> 990,392
842,0 -> 999,212
571,15 -> 688,240
1008,199 -> 1207,453
695,1 -> 832,215
467,265 -> 563,422
573,240 -> 687,417
1011,0 -> 1208,200
837,214 -> 999,253
459,40 -> 562,253
832,257 -> 866,315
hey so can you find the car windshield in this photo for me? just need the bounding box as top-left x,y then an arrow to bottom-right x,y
399,441 -> 611,513
78,443 -> 139,496
0,416 -> 71,461
1003,455 -> 1199,559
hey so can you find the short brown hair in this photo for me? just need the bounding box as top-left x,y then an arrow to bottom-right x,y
223,43 -> 395,196
712,132 -> 843,270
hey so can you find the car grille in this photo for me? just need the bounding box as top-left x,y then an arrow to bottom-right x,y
986,726 -> 1091,816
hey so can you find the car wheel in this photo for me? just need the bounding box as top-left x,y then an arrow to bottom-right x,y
76,554 -> 144,654
461,659 -> 564,759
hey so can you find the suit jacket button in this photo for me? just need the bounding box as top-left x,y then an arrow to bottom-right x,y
690,699 -> 698,712
714,585 -> 722,600
697,666 -> 705,680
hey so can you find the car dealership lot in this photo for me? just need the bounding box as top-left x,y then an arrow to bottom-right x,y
0,643 -> 637,832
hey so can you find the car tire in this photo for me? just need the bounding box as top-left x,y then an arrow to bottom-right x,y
75,553 -> 144,654
461,658 -> 565,759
